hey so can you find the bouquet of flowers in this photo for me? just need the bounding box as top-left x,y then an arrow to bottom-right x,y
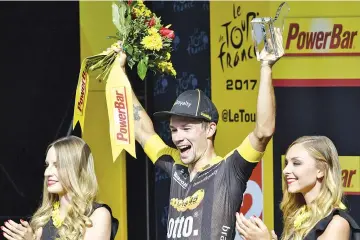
90,0 -> 176,80
74,0 -> 176,162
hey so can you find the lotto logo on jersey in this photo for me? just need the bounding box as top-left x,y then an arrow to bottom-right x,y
167,216 -> 199,239
170,189 -> 205,212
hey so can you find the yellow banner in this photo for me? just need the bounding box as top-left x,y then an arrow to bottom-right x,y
79,2 -> 128,239
73,60 -> 90,133
340,156 -> 360,194
284,17 -> 360,56
72,53 -> 136,162
106,56 -> 136,161
210,1 -> 274,232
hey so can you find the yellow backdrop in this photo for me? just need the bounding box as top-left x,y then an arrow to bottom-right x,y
272,1 -> 360,81
79,2 -> 127,240
210,1 -> 274,232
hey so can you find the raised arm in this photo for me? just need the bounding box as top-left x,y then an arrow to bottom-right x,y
119,52 -> 156,147
132,87 -> 156,147
248,62 -> 276,152
248,27 -> 284,152
116,46 -> 178,174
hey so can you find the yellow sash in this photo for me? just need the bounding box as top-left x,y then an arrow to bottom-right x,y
73,52 -> 136,162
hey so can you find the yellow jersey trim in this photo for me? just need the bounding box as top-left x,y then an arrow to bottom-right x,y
143,135 -> 261,169
144,134 -> 184,165
236,136 -> 263,163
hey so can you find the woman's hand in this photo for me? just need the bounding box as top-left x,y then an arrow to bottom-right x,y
1,219 -> 35,240
235,212 -> 277,240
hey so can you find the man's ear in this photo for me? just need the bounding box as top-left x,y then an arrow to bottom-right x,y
206,122 -> 217,138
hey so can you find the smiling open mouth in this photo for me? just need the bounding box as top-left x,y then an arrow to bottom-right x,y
179,145 -> 191,153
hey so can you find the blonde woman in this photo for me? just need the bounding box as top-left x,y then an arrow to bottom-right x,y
1,136 -> 118,240
236,136 -> 360,240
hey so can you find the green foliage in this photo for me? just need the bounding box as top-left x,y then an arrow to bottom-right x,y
111,0 -> 176,80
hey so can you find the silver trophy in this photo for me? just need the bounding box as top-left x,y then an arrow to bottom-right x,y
251,2 -> 290,61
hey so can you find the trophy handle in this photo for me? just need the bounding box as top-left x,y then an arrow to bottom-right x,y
271,2 -> 290,58
273,2 -> 290,33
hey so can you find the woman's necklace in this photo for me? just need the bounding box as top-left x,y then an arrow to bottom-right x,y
294,205 -> 309,230
51,201 -> 64,228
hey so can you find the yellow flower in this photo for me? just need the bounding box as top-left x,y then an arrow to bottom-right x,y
141,33 -> 163,51
133,7 -> 144,16
133,1 -> 152,17
158,61 -> 176,76
143,8 -> 152,17
166,52 -> 171,60
148,27 -> 158,35
158,61 -> 169,71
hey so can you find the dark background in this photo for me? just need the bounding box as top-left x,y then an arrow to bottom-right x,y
0,1 -> 80,223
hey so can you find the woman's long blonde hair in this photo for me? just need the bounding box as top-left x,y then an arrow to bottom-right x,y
280,136 -> 345,240
30,136 -> 98,239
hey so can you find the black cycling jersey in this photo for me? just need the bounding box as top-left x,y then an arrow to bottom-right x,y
144,134 -> 262,240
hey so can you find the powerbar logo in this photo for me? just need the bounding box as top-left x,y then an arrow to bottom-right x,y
340,156 -> 359,195
77,71 -> 87,114
283,17 -> 360,55
286,23 -> 358,50
112,87 -> 130,144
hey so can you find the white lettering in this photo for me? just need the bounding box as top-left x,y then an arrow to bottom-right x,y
177,217 -> 185,238
172,217 -> 180,238
220,225 -> 230,239
173,172 -> 188,189
167,218 -> 175,238
174,100 -> 192,108
167,216 -> 196,239
194,169 -> 218,186
182,216 -> 193,237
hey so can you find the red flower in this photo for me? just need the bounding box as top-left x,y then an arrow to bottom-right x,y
146,17 -> 156,27
128,0 -> 132,5
160,27 -> 175,39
